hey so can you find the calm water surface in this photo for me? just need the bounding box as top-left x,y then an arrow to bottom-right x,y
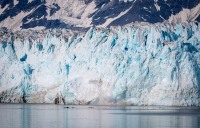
0,104 -> 200,128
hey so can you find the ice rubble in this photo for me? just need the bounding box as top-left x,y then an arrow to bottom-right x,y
0,22 -> 199,106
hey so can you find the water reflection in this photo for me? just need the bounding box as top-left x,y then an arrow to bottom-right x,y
0,104 -> 199,128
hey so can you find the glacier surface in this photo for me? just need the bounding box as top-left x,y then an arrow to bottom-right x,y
0,22 -> 200,106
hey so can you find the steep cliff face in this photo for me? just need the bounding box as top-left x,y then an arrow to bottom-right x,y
0,22 -> 200,106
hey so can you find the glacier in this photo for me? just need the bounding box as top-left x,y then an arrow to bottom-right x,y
0,22 -> 200,106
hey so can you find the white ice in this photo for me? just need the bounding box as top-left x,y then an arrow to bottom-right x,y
0,22 -> 199,106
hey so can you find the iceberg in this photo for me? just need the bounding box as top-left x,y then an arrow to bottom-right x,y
0,22 -> 199,106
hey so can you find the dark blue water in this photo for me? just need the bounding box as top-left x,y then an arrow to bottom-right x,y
0,104 -> 200,128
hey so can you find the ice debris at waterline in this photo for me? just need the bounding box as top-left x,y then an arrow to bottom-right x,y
0,22 -> 200,106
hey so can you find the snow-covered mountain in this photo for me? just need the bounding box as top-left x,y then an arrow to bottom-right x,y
0,0 -> 200,30
0,22 -> 199,106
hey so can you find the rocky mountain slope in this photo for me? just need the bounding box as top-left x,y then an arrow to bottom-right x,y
0,0 -> 200,30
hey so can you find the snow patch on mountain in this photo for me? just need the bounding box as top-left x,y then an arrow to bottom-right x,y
0,4 -> 8,15
98,6 -> 132,27
168,3 -> 200,23
154,3 -> 160,11
14,0 -> 19,6
36,0 -> 97,28
0,11 -> 29,30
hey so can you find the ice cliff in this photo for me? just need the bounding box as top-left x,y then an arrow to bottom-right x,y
0,22 -> 200,106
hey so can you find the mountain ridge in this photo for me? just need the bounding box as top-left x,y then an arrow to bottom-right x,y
0,0 -> 199,30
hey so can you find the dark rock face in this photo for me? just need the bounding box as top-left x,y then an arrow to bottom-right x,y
0,0 -> 67,29
197,15 -> 200,22
54,93 -> 65,105
92,0 -> 200,26
0,0 -> 45,22
0,0 -> 199,29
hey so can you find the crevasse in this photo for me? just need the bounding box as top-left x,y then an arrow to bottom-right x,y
0,22 -> 199,106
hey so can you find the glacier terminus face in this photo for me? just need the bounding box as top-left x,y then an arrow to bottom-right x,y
0,22 -> 200,106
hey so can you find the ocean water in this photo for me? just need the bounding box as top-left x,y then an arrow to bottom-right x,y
0,104 -> 200,128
